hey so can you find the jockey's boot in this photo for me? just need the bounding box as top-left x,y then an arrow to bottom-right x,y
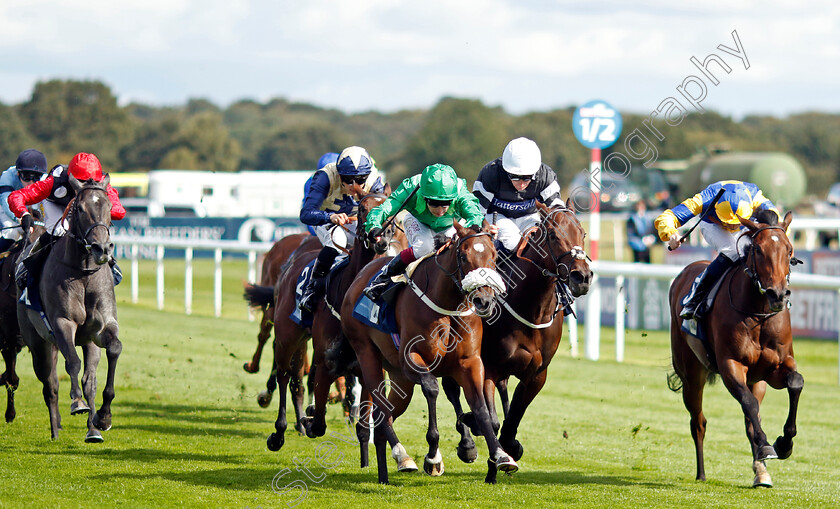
363,256 -> 408,302
15,232 -> 53,289
680,253 -> 735,319
0,238 -> 14,254
109,257 -> 123,286
299,247 -> 338,313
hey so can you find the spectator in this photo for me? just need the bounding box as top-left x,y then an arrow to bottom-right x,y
626,200 -> 657,263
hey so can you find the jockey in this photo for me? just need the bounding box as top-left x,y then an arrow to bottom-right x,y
9,152 -> 127,286
0,149 -> 48,253
363,163 -> 484,301
472,137 -> 562,255
302,152 -> 340,236
298,146 -> 385,312
655,180 -> 780,319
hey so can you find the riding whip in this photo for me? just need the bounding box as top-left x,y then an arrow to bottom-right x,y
377,183 -> 421,235
668,188 -> 726,251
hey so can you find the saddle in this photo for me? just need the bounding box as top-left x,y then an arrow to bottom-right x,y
289,254 -> 350,328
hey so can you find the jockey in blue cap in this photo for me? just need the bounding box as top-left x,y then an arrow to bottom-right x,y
298,146 -> 385,312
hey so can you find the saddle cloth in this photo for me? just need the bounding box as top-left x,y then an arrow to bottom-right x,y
352,266 -> 401,336
289,254 -> 349,328
680,263 -> 740,368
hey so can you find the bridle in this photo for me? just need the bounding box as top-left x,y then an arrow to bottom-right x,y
64,184 -> 112,253
728,224 -> 795,319
516,207 -> 588,281
433,230 -> 497,295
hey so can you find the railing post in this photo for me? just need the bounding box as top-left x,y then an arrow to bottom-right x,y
615,275 -> 625,362
247,250 -> 257,322
567,302 -> 578,357
156,244 -> 165,310
585,274 -> 601,361
214,248 -> 222,318
185,247 -> 193,315
130,243 -> 139,304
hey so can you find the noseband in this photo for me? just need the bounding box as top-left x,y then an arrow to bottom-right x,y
434,231 -> 505,295
65,185 -> 112,253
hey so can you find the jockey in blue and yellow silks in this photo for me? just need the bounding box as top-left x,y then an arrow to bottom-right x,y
655,180 -> 780,319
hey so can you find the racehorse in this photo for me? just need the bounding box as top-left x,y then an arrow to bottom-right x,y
341,221 -> 515,484
0,208 -> 44,423
668,211 -> 803,487
442,200 -> 593,483
243,232 -> 319,374
18,176 -> 122,442
299,194 -> 395,466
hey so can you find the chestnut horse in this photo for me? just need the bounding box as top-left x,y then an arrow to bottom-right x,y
443,200 -> 593,483
668,211 -> 803,487
341,222 -> 515,484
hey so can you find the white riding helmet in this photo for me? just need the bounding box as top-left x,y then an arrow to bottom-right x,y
502,137 -> 542,176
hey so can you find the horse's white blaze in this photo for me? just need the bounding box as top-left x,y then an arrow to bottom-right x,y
91,195 -> 100,203
473,243 -> 485,253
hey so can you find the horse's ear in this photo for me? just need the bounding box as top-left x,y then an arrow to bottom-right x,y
781,210 -> 793,230
69,174 -> 83,193
536,201 -> 550,219
383,182 -> 392,196
453,220 -> 469,238
564,197 -> 576,212
737,214 -> 760,232
101,173 -> 110,188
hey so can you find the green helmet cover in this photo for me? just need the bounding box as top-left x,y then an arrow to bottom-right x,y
419,164 -> 458,201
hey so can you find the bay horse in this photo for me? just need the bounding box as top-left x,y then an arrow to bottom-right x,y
668,211 -> 803,487
18,176 -> 122,442
0,208 -> 44,423
442,200 -> 593,483
242,232 -> 319,374
341,221 -> 515,484
299,194 -> 396,466
244,194 -> 391,451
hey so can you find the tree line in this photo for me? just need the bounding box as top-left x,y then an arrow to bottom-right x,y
1,79 -> 838,194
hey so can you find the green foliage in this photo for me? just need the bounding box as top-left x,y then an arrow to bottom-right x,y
19,79 -> 133,167
0,103 -> 37,165
258,123 -> 351,170
398,97 -> 509,183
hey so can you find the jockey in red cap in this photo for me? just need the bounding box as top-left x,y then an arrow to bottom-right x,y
8,152 -> 126,288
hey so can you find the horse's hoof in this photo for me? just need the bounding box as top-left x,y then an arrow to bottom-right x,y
267,433 -> 284,452
423,451 -> 444,477
753,460 -> 773,487
92,412 -> 112,431
243,362 -> 258,374
5,408 -> 15,423
485,458 -> 498,484
456,439 -> 478,464
772,436 -> 793,460
757,445 -> 778,461
85,429 -> 104,443
70,399 -> 90,415
257,391 -> 272,408
397,458 -> 418,472
500,438 -> 524,461
495,454 -> 519,475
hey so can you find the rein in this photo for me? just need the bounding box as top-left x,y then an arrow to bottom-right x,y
515,207 -> 587,281
64,186 -> 112,252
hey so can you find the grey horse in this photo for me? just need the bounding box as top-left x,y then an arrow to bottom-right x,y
17,175 -> 122,442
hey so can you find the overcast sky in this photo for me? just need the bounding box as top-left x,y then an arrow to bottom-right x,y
1,1 -> 837,119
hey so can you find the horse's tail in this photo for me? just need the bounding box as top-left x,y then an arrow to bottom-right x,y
243,283 -> 274,309
667,371 -> 683,392
324,334 -> 358,378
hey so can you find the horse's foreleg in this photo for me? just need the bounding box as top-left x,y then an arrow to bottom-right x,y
302,359 -> 333,439
356,385 -> 372,468
418,373 -> 443,476
498,370 -> 548,463
257,360 -> 277,408
267,369 -> 290,452
31,341 -> 61,439
721,363 -> 776,462
497,378 -> 510,419
458,358 -> 518,484
94,323 -> 121,433
53,318 -> 87,415
289,347 -> 306,435
442,376 -> 477,464
244,307 -> 274,373
81,343 -> 103,443
1,341 -> 21,423
773,369 -> 804,460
